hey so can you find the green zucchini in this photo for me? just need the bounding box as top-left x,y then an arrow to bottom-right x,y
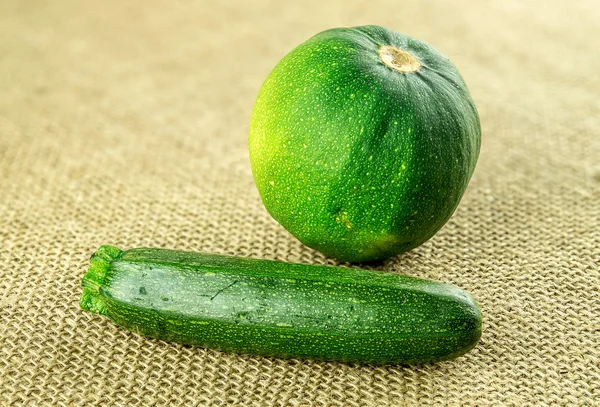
81,245 -> 481,365
249,25 -> 481,262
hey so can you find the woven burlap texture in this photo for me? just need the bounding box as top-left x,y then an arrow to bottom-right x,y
1,0 -> 598,406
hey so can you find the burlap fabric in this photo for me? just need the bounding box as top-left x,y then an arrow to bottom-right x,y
1,1 -> 598,405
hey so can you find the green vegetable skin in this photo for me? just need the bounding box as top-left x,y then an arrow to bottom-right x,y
81,245 -> 482,364
249,25 -> 481,262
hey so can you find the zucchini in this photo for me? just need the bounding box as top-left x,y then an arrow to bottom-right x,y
81,245 -> 481,364
249,25 -> 481,262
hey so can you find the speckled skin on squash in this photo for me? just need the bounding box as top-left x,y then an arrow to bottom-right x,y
249,25 -> 481,262
81,245 -> 482,365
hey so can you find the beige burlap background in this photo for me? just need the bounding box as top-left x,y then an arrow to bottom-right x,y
1,1 -> 599,406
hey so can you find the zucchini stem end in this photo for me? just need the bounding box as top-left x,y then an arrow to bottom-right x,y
80,245 -> 122,315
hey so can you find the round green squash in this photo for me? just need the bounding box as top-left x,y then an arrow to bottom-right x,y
249,25 -> 481,262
